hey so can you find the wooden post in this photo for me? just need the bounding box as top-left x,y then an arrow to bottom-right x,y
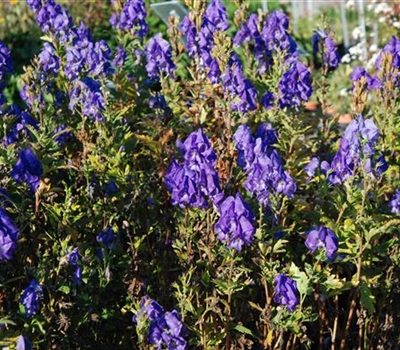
357,0 -> 368,61
340,0 -> 350,48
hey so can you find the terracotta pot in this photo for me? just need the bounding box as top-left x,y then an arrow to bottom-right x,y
338,113 -> 352,124
304,101 -> 319,111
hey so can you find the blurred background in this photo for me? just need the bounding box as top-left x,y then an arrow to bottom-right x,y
0,0 -> 399,114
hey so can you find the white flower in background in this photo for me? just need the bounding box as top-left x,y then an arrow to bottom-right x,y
369,44 -> 378,53
374,2 -> 393,15
348,43 -> 364,61
366,52 -> 380,71
352,26 -> 365,40
346,0 -> 355,9
393,21 -> 400,29
340,88 -> 349,97
341,53 -> 351,64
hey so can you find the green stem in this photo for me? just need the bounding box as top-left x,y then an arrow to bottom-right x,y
331,292 -> 339,350
225,253 -> 235,350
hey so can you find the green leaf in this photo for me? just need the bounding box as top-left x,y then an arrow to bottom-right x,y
58,285 -> 70,295
233,324 -> 254,337
323,275 -> 352,296
324,277 -> 344,290
289,263 -> 311,296
366,219 -> 400,241
248,301 -> 263,312
360,280 -> 375,314
273,238 -> 288,253
0,318 -> 16,326
40,35 -> 54,43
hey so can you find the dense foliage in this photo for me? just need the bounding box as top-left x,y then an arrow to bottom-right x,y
0,0 -> 400,349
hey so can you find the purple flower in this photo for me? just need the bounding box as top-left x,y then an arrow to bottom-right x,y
304,157 -> 320,181
321,116 -> 386,185
233,80 -> 258,113
279,60 -> 312,108
64,23 -> 91,80
179,0 -> 228,75
389,190 -> 400,214
68,247 -> 79,265
312,32 -> 320,54
312,30 -> 340,68
0,232 -> 17,262
106,180 -> 119,196
3,109 -> 38,147
149,93 -> 168,110
179,16 -> 198,57
38,42 -> 60,76
234,14 -> 257,46
16,335 -> 32,350
162,311 -> 187,350
20,279 -> 43,318
145,33 -> 176,78
274,274 -> 299,312
214,193 -> 255,251
233,124 -> 255,170
350,67 -> 380,90
165,160 -> 206,209
26,0 -> 42,12
33,0 -> 73,37
203,0 -> 228,32
360,118 -> 379,147
68,77 -> 105,121
223,62 -> 258,113
208,59 -> 221,85
261,91 -> 274,109
350,67 -> 368,82
234,14 -> 273,74
96,227 -> 115,251
179,129 -> 216,163
376,35 -> 400,70
87,40 -> 114,77
165,130 -> 222,208
196,0 -> 228,68
165,161 -> 218,209
255,122 -> 278,149
11,148 -> 43,192
134,296 -> 164,323
20,80 -> 46,111
113,45 -> 127,67
110,0 -> 148,38
0,40 -> 12,82
181,129 -> 219,180
0,207 -> 19,261
234,124 -> 296,206
261,10 -> 298,58
323,35 -> 341,68
133,297 -> 187,350
305,226 -> 339,261
54,124 -> 73,146
373,154 -> 388,175
64,24 -> 113,81
0,93 -> 5,107
68,247 -> 82,284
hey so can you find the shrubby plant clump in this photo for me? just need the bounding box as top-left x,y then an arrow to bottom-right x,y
0,0 -> 400,349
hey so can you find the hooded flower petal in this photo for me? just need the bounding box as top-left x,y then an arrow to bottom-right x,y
305,226 -> 339,261
20,279 -> 43,318
11,148 -> 43,192
274,274 -> 299,312
214,193 -> 255,251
